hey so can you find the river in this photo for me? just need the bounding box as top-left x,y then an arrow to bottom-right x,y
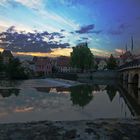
0,78 -> 139,123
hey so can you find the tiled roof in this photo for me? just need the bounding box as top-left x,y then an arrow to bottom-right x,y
57,56 -> 70,67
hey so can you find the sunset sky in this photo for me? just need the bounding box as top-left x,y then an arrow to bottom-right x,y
0,0 -> 140,57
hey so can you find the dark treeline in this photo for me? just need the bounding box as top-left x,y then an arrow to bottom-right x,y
0,53 -> 28,80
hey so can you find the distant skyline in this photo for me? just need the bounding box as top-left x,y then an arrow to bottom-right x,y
0,0 -> 140,57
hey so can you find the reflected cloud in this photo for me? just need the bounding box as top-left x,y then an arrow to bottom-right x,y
14,107 -> 34,113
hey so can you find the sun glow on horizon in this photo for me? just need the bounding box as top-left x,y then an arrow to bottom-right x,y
0,47 -> 116,58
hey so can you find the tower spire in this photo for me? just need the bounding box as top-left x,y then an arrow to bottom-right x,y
131,36 -> 134,52
125,43 -> 127,52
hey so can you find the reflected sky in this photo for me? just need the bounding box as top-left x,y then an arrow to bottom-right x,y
0,79 -> 137,123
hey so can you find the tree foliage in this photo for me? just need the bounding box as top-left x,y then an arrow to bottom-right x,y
70,43 -> 94,72
107,54 -> 117,70
6,58 -> 28,79
70,85 -> 93,107
0,52 -> 4,72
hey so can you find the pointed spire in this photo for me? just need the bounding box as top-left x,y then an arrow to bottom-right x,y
125,43 -> 128,52
131,36 -> 134,52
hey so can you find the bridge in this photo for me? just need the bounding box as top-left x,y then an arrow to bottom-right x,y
119,59 -> 140,89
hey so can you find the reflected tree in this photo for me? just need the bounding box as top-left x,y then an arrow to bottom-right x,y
70,85 -> 93,107
105,85 -> 117,102
91,84 -> 100,91
0,88 -> 20,98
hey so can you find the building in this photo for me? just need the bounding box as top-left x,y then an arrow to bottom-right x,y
21,60 -> 35,74
119,36 -> 136,66
119,51 -> 134,66
57,56 -> 72,73
34,57 -> 52,75
1,50 -> 13,64
98,60 -> 107,70
94,57 -> 107,70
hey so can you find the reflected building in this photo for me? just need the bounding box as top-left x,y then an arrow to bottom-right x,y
119,82 -> 140,115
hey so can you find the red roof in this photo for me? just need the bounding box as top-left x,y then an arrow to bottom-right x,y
57,56 -> 70,67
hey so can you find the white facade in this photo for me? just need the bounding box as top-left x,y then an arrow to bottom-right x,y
98,60 -> 107,70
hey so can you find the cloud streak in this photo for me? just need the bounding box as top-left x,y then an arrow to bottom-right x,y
76,24 -> 95,34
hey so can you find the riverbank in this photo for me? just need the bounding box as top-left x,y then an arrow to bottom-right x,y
0,118 -> 140,140
0,78 -> 82,89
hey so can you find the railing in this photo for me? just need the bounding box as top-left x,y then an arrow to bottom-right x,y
119,59 -> 140,71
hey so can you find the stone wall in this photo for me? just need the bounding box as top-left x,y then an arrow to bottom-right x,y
78,70 -> 118,79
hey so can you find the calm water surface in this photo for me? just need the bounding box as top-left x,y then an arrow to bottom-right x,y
0,79 -> 139,123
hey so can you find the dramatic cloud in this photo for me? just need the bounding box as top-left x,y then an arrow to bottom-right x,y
76,24 -> 95,34
0,28 -> 70,52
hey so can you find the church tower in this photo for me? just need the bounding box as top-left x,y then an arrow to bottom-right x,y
125,43 -> 128,52
131,36 -> 134,53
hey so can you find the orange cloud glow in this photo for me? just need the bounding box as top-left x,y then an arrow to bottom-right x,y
0,47 -> 113,58
14,107 -> 34,113
13,48 -> 73,57
0,48 -> 4,52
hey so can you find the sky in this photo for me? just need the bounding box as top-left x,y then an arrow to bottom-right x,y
0,0 -> 140,57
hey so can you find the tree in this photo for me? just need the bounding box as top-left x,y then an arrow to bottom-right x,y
0,52 -> 4,72
105,85 -> 117,102
70,85 -> 93,107
6,58 -> 28,79
70,43 -> 94,72
107,54 -> 117,70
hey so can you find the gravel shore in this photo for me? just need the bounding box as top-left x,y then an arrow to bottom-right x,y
0,118 -> 140,140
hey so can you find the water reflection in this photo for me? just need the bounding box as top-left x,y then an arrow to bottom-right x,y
35,87 -> 70,94
0,79 -> 139,123
70,85 -> 93,107
0,88 -> 20,98
119,82 -> 140,115
105,85 -> 117,102
0,80 -> 22,87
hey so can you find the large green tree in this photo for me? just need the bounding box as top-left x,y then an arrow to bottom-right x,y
0,52 -> 4,72
6,58 -> 28,79
70,43 -> 94,72
107,54 -> 117,70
